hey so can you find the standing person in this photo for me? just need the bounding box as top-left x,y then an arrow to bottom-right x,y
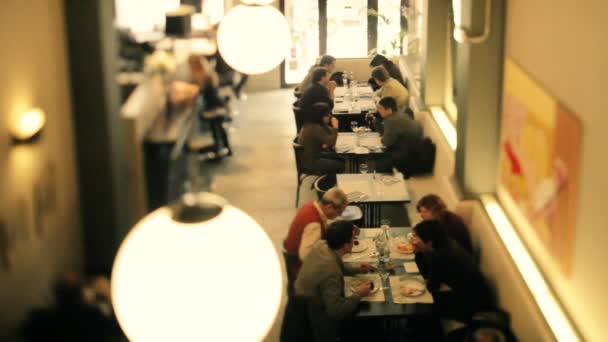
298,102 -> 344,176
411,220 -> 493,322
297,67 -> 337,115
295,221 -> 373,342
417,194 -> 473,255
371,97 -> 422,173
371,66 -> 409,114
297,55 -> 337,95
369,54 -> 406,90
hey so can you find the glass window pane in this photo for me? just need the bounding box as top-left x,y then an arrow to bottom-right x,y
114,0 -> 180,33
326,0 -> 368,58
377,0 -> 403,56
284,0 -> 320,85
202,0 -> 224,25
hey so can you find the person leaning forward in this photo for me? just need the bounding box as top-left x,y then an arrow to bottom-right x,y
295,221 -> 373,342
283,188 -> 349,276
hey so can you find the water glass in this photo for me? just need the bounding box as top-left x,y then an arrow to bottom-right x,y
359,163 -> 369,174
350,121 -> 358,132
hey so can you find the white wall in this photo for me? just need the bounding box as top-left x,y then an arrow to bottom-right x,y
0,0 -> 83,338
505,0 -> 608,340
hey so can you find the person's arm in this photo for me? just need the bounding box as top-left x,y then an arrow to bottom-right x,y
319,274 -> 362,319
328,80 -> 337,100
298,223 -> 322,261
381,117 -> 399,148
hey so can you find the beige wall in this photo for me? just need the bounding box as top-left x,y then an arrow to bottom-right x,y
506,0 -> 608,340
0,0 -> 83,338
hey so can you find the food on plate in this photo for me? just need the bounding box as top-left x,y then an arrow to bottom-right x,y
354,240 -> 360,246
369,281 -> 374,290
400,286 -> 415,296
397,243 -> 414,253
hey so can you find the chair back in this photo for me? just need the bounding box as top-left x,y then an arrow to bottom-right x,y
282,249 -> 300,296
313,175 -> 335,200
293,105 -> 305,134
292,137 -> 306,177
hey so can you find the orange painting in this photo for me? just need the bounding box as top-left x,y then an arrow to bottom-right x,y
499,59 -> 581,276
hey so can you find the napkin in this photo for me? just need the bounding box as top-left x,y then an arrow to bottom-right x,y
346,191 -> 369,202
403,262 -> 419,273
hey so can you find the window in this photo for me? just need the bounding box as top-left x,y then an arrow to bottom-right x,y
282,0 -> 403,85
326,0 -> 368,58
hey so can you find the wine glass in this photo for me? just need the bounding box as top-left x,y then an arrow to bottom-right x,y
359,163 -> 369,174
350,121 -> 358,132
377,263 -> 390,290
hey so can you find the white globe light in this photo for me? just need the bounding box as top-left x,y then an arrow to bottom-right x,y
111,194 -> 282,342
217,5 -> 290,75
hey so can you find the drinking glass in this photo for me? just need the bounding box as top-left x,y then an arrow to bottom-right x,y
377,263 -> 390,290
359,163 -> 369,174
350,121 -> 358,132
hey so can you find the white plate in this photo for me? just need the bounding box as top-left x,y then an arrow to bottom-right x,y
350,240 -> 368,253
339,205 -> 363,221
399,277 -> 426,297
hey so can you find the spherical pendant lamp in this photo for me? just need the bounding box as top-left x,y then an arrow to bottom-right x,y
217,3 -> 290,75
111,192 -> 282,341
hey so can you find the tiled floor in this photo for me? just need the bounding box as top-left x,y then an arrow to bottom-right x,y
204,89 -> 316,342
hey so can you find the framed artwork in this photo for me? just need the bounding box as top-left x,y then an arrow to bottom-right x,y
498,58 -> 582,276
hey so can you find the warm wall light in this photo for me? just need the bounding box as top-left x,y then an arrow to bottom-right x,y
111,192 -> 282,341
11,107 -> 46,142
480,194 -> 580,342
217,2 -> 290,75
429,106 -> 457,151
452,0 -> 492,44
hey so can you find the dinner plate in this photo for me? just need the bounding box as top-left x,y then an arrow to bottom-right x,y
350,240 -> 368,253
399,276 -> 426,297
339,205 -> 363,221
350,280 -> 379,295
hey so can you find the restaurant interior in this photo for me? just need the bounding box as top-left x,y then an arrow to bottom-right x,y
1,0 -> 607,341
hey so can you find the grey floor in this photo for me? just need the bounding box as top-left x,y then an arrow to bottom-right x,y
205,89 -> 315,342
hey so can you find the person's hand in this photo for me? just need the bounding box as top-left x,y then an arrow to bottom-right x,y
321,143 -> 329,150
353,225 -> 361,237
330,116 -> 339,129
328,80 -> 337,91
356,281 -> 373,297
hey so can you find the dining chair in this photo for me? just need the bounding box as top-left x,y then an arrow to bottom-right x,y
292,137 -> 319,208
293,105 -> 305,134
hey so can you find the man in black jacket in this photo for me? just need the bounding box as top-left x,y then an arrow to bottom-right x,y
411,220 -> 494,322
297,67 -> 337,120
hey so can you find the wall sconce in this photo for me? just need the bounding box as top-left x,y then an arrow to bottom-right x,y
217,0 -> 290,75
452,0 -> 492,44
11,107 -> 46,143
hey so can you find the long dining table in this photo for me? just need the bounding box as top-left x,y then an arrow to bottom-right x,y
333,84 -> 377,132
342,227 -> 434,318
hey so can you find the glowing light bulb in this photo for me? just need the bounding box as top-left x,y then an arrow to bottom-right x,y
111,193 -> 282,341
217,5 -> 290,75
11,108 -> 45,141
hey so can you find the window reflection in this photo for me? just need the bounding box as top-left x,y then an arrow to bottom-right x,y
326,0 -> 368,58
284,0 -> 320,84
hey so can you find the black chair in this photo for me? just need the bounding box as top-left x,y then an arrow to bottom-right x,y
292,137 -> 319,208
293,105 -> 305,134
282,249 -> 299,296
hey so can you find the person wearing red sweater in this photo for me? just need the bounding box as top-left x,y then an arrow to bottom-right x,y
284,188 -> 348,276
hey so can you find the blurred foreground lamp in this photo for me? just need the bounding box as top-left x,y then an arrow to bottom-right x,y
217,0 -> 290,75
11,107 -> 45,143
111,192 -> 282,341
452,0 -> 492,43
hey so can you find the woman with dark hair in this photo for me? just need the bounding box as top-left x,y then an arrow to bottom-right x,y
411,220 -> 493,322
297,102 -> 345,175
369,54 -> 406,89
416,194 -> 473,255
